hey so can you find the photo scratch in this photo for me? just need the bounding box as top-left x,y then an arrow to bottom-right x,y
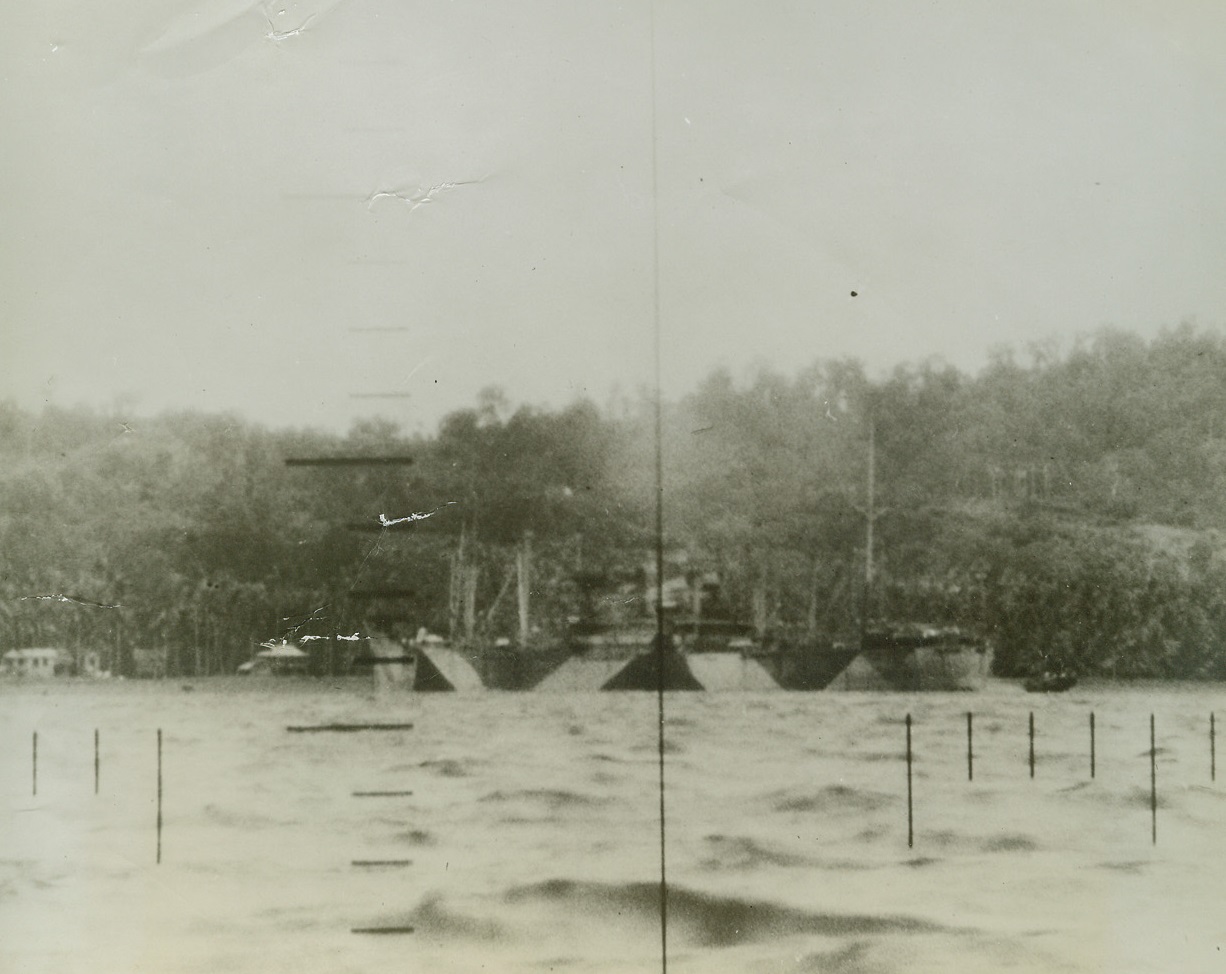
365,178 -> 487,213
377,502 -> 456,527
19,593 -> 122,609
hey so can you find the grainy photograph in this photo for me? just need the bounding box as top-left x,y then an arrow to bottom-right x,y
3,2 -> 1226,972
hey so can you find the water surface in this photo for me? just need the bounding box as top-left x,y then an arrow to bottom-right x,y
2,678 -> 1224,973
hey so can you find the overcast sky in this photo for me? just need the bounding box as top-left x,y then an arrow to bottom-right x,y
3,0 -> 1225,433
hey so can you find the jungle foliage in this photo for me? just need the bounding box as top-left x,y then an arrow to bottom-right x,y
4,324 -> 1226,678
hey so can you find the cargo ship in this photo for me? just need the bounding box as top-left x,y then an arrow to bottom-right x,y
821,423 -> 993,691
535,614 -> 780,692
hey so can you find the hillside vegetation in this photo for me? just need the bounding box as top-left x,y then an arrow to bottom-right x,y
4,324 -> 1226,679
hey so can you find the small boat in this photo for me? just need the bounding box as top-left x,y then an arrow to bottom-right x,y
1024,671 -> 1078,693
237,641 -> 309,675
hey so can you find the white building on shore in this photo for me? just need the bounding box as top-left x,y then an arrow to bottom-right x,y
1,647 -> 66,678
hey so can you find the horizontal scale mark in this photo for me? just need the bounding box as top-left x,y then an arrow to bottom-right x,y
286,723 -> 414,733
352,860 -> 413,867
285,456 -> 414,467
352,926 -> 415,935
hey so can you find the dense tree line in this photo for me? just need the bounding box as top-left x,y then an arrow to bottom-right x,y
3,324 -> 1226,678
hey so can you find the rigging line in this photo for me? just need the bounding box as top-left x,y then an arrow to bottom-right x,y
649,1 -> 668,972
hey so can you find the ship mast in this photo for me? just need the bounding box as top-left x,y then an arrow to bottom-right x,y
516,530 -> 532,648
860,419 -> 876,649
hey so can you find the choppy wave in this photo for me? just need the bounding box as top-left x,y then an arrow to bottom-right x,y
479,788 -> 609,810
699,833 -> 818,870
980,833 -> 1039,852
392,828 -> 435,846
770,784 -> 892,814
502,879 -> 956,948
398,894 -> 506,942
416,758 -> 473,778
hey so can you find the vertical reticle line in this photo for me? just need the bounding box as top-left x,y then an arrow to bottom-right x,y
649,1 -> 668,971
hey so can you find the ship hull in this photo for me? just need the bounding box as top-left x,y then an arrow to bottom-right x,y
831,643 -> 994,691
